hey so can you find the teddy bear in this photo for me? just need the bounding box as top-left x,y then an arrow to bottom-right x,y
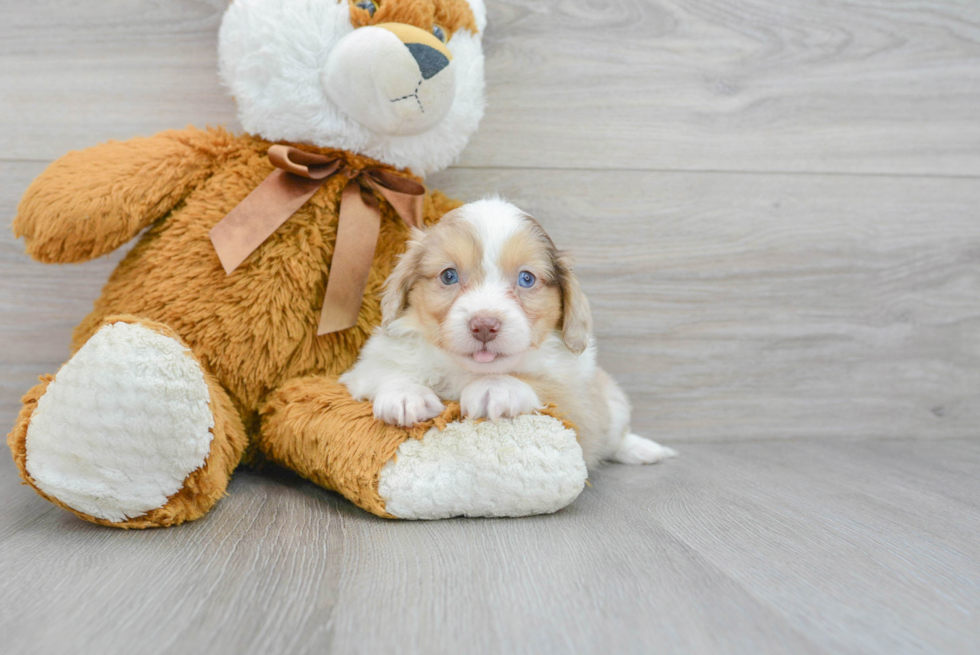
6,0 -> 588,528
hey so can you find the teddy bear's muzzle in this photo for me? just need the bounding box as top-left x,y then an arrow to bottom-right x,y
321,23 -> 457,137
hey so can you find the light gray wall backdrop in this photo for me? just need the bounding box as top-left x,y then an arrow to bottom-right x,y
2,0 -> 979,441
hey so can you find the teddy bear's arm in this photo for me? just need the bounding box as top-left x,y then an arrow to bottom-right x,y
13,127 -> 237,264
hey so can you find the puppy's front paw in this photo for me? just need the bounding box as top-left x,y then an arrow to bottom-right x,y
461,376 -> 542,421
373,384 -> 445,426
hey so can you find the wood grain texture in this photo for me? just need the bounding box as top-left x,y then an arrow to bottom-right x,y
1,0 -> 979,174
3,0 -> 977,440
433,168 -> 980,441
5,164 -> 978,440
470,0 -> 980,175
642,439 -> 980,654
2,1 -> 980,652
2,439 -> 979,654
0,0 -> 237,159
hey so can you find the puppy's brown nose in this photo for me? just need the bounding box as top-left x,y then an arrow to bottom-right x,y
469,316 -> 501,343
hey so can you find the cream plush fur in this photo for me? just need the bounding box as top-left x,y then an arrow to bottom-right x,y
25,323 -> 215,522
379,413 -> 587,519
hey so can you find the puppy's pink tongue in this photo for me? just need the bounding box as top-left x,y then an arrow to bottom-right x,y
473,350 -> 497,363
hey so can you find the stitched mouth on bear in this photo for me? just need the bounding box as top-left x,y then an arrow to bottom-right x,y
390,79 -> 425,113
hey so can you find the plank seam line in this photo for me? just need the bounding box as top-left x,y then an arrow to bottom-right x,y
4,157 -> 980,180
448,164 -> 980,180
675,435 -> 980,446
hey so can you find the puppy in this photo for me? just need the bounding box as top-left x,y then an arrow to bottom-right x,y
340,198 -> 676,467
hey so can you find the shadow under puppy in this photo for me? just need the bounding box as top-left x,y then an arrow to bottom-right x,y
341,198 -> 676,467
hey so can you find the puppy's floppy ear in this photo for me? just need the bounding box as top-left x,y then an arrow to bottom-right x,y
556,252 -> 593,354
381,227 -> 427,328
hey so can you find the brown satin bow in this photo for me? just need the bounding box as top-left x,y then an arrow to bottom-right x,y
209,144 -> 425,335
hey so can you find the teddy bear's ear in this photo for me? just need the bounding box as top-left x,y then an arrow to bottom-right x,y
381,227 -> 427,328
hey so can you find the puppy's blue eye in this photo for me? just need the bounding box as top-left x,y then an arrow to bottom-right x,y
518,271 -> 536,288
432,24 -> 447,42
356,0 -> 377,17
440,268 -> 459,285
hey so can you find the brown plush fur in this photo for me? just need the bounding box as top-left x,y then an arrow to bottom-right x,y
347,0 -> 478,40
9,127 -> 463,526
260,376 -> 452,518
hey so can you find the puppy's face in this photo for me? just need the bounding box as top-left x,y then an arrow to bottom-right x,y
382,199 -> 592,371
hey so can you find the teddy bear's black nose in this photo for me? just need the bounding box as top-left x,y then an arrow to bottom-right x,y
405,43 -> 450,80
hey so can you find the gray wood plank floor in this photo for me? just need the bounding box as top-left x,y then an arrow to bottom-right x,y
2,0 -> 979,652
1,439 -> 978,654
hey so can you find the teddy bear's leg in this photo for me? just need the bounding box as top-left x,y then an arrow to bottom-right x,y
7,316 -> 247,528
258,376 -> 588,519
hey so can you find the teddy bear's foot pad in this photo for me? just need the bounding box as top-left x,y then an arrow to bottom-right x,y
23,322 -> 214,523
378,413 -> 588,519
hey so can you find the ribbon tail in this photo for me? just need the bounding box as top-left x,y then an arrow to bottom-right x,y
317,181 -> 383,335
210,169 -> 326,275
363,171 -> 425,230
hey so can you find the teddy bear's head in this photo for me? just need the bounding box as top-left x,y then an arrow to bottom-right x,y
219,0 -> 486,177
